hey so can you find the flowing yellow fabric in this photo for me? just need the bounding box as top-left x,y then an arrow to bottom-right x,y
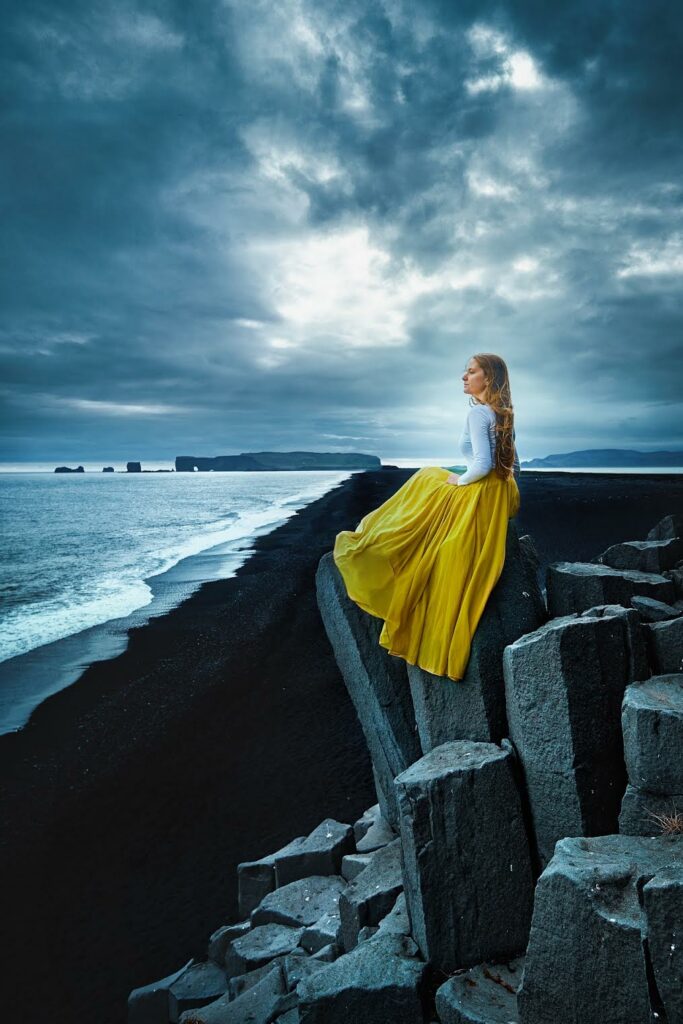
333,466 -> 521,681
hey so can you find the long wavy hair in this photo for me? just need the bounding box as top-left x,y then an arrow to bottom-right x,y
468,353 -> 517,481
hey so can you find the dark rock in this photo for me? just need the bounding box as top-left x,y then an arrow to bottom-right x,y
300,911 -> 343,953
316,553 -> 422,828
225,923 -> 305,977
353,804 -> 380,843
648,513 -> 683,541
622,674 -> 683,793
126,461 -> 142,472
435,956 -> 524,1024
312,943 -> 341,962
127,959 -> 193,1024
176,452 -> 381,472
517,834 -> 683,1024
281,951 -> 328,991
179,963 -> 285,1024
341,853 -> 373,881
665,567 -> 683,599
237,834 -> 308,917
250,875 -> 345,930
273,819 -> 355,886
228,957 -> 291,999
102,466 -> 114,472
355,815 -> 396,853
168,962 -> 227,1020
503,608 -> 645,866
407,522 -> 546,752
619,784 -> 683,836
546,561 -> 675,617
394,741 -> 533,974
54,465 -> 84,472
377,892 -> 411,936
645,616 -> 683,674
578,603 -> 650,681
339,838 -> 403,952
631,595 -> 683,622
594,538 -> 683,573
207,921 -> 250,966
642,863 -> 683,1022
296,932 -> 427,1024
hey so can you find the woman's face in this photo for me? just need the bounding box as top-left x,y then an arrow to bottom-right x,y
462,358 -> 487,399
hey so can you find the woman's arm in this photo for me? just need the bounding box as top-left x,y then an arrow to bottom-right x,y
457,406 -> 494,485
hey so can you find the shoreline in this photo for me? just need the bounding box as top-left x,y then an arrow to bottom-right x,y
1,468 -> 683,1022
0,470 -> 356,735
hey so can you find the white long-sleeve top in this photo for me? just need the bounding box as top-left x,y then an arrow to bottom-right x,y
456,403 -> 520,485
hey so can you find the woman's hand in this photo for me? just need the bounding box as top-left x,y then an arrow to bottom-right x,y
445,472 -> 460,485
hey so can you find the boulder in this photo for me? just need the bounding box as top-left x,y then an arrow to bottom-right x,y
579,603 -> 650,680
619,784 -> 683,836
225,923 -> 305,978
168,962 -> 227,1020
338,838 -> 403,951
631,595 -> 683,622
179,964 -> 285,1024
296,932 -> 427,1024
645,615 -> 683,674
647,513 -> 683,541
312,943 -> 341,962
517,834 -> 683,1024
228,956 -> 295,999
665,567 -> 683,600
594,538 -> 683,573
435,956 -> 524,1024
394,741 -> 533,974
353,804 -> 380,843
377,892 -> 411,936
546,561 -> 675,617
281,952 -> 329,991
207,921 -> 250,965
316,553 -> 422,827
642,863 -> 683,1022
250,875 -> 345,930
407,523 -> 546,753
341,853 -> 373,881
127,959 -> 193,1024
503,608 -> 645,866
355,814 -> 396,853
622,674 -> 683,793
274,819 -> 355,886
300,910 -> 343,953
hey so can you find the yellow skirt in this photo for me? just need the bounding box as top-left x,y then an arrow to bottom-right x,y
332,466 -> 521,681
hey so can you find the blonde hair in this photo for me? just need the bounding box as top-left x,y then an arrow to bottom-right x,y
468,353 -> 517,481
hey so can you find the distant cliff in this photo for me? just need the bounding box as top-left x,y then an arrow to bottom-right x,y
54,465 -> 84,473
175,451 -> 382,472
523,448 -> 683,469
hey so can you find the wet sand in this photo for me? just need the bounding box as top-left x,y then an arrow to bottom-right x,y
0,468 -> 681,1022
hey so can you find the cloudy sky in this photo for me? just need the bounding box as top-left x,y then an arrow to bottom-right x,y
2,0 -> 682,465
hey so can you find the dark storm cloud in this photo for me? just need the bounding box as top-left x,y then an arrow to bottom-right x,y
1,0 -> 682,463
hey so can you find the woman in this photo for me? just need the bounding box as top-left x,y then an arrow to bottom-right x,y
332,353 -> 520,681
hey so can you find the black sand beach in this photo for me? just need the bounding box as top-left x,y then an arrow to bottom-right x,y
1,468 -> 682,1023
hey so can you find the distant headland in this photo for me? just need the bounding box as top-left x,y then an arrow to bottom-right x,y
522,448 -> 683,469
175,451 -> 382,471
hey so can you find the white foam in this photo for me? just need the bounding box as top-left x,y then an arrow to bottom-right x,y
0,471 -> 352,664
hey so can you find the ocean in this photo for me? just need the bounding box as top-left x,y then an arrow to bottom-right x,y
0,469 -> 355,732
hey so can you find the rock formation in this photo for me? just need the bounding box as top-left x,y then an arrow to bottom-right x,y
127,461 -> 142,473
128,511 -> 683,1024
54,465 -> 84,472
175,452 -> 381,472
